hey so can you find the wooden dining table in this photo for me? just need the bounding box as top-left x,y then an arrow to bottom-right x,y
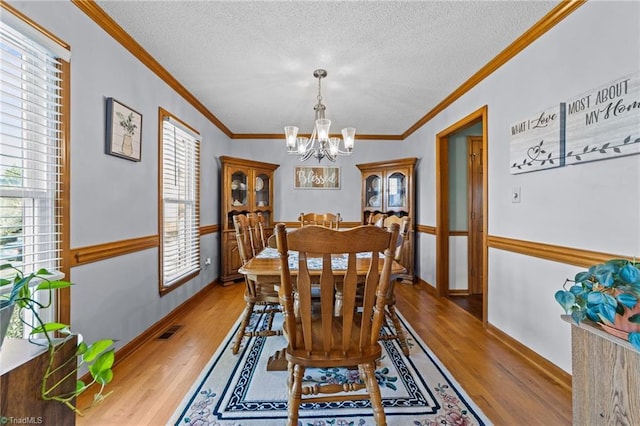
238,247 -> 406,370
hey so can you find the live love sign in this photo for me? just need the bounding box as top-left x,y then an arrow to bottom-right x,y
509,72 -> 640,174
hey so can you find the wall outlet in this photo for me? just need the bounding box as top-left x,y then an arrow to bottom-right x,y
205,258 -> 211,265
511,187 -> 521,203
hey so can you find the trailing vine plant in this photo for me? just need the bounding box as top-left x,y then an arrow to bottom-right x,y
0,264 -> 115,415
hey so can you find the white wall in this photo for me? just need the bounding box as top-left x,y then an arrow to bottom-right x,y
410,1 -> 640,373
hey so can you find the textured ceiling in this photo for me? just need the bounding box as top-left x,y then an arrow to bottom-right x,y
94,0 -> 560,137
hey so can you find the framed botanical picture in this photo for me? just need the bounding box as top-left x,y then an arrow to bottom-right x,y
106,97 -> 142,161
294,166 -> 340,189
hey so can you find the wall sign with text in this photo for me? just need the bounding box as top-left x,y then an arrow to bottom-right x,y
294,166 -> 340,189
564,73 -> 639,165
509,104 -> 565,174
509,71 -> 639,174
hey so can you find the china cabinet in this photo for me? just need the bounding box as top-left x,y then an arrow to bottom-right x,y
356,157 -> 417,283
220,156 -> 279,283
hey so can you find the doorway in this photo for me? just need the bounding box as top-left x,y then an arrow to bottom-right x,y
435,106 -> 488,323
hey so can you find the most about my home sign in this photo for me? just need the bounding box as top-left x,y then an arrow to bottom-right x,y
509,71 -> 640,174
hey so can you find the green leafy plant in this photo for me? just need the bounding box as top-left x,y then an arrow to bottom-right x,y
0,263 -> 115,414
555,258 -> 640,351
116,111 -> 137,135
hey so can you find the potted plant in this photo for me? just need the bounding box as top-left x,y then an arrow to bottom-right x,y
116,111 -> 137,156
0,263 -> 115,414
555,258 -> 640,351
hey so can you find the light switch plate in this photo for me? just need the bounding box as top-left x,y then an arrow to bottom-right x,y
512,187 -> 521,203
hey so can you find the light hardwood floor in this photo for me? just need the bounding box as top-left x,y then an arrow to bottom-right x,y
77,281 -> 572,425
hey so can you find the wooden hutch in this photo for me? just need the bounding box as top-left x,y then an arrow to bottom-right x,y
356,157 -> 417,283
220,156 -> 279,283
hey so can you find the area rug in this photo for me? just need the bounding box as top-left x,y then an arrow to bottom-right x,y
170,309 -> 492,425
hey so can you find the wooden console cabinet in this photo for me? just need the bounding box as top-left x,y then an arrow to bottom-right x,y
220,156 -> 279,283
356,157 -> 417,283
0,336 -> 77,424
568,318 -> 639,425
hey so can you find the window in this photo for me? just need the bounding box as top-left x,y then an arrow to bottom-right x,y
159,108 -> 200,292
0,10 -> 70,335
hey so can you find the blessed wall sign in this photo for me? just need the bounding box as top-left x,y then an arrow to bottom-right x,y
294,166 -> 340,189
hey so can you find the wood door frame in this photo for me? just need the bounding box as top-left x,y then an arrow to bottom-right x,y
436,105 -> 488,324
467,136 -> 483,295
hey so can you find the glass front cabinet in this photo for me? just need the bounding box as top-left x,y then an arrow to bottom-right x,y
220,156 -> 279,283
357,157 -> 417,283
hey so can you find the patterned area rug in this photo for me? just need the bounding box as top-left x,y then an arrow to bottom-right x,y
170,309 -> 491,425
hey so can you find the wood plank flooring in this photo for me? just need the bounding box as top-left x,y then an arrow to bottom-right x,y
448,293 -> 483,320
77,281 -> 572,425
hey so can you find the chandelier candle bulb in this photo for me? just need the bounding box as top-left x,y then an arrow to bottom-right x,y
316,118 -> 331,141
342,127 -> 356,151
297,137 -> 308,154
284,126 -> 298,151
284,69 -> 356,162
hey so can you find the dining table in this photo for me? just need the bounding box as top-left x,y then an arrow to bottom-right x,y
238,247 -> 406,370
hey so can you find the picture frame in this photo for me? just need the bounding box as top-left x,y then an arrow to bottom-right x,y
294,166 -> 340,189
106,97 -> 142,162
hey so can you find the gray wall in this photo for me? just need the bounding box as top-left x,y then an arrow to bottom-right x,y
6,1 -> 232,356
448,122 -> 482,231
7,1 -> 640,378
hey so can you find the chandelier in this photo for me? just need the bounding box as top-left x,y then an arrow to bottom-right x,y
284,69 -> 355,162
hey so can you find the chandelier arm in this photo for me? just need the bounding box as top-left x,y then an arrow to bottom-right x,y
324,150 -> 336,162
300,150 -> 316,162
284,68 -> 354,163
306,128 -> 317,152
333,146 -> 353,156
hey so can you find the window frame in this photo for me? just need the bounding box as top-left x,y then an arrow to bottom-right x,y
158,107 -> 201,294
0,3 -> 71,327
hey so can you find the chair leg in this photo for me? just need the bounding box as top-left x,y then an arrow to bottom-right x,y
360,362 -> 387,426
386,304 -> 410,356
232,301 -> 255,355
287,362 -> 304,426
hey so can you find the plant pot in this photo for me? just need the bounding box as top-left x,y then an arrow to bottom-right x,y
122,133 -> 133,156
599,300 -> 640,341
1,301 -> 15,348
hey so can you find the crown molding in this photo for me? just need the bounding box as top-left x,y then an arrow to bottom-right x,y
73,0 -> 585,141
71,0 -> 233,138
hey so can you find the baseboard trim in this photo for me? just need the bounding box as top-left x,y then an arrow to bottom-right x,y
415,276 -> 571,392
415,277 -> 436,295
79,279 -> 219,383
486,323 -> 572,392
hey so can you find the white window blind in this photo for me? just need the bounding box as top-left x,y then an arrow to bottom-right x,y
0,20 -> 63,276
161,115 -> 200,288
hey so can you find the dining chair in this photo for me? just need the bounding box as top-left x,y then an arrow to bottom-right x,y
298,212 -> 341,229
231,214 -> 282,355
274,222 -> 399,426
247,212 -> 266,254
383,215 -> 411,267
378,215 -> 412,356
367,213 -> 387,227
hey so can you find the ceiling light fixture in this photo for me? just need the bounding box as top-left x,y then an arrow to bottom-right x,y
284,69 -> 355,162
